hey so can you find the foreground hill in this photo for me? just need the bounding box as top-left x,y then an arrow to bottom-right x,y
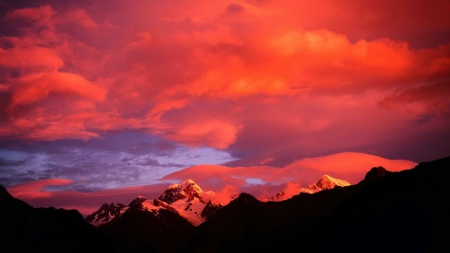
188,157 -> 450,252
0,185 -> 106,253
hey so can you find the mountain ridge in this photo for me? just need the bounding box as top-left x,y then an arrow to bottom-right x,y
2,155 -> 449,252
86,174 -> 350,226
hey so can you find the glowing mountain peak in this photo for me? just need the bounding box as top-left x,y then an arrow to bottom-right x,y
314,174 -> 350,190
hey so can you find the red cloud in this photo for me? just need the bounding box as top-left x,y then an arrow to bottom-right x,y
5,5 -> 55,25
8,179 -> 73,199
0,44 -> 63,71
162,152 -> 417,196
0,2 -> 449,163
165,121 -> 241,149
9,72 -> 106,108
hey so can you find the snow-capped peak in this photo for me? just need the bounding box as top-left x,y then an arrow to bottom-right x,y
158,179 -> 204,204
265,175 -> 351,202
85,202 -> 128,227
155,179 -> 207,226
310,174 -> 350,191
86,179 -> 231,227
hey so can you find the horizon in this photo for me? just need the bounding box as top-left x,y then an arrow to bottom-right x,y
0,0 -> 449,215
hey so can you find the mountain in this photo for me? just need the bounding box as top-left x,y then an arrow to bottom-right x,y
158,179 -> 203,204
360,166 -> 393,185
304,174 -> 351,192
155,179 -> 207,225
99,205 -> 195,253
201,200 -> 224,220
6,155 -> 450,252
188,158 -> 450,252
266,174 -> 351,201
0,185 -> 106,253
85,202 -> 128,227
86,179 -> 233,227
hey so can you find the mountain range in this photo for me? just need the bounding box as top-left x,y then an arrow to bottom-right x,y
1,156 -> 449,252
86,175 -> 349,227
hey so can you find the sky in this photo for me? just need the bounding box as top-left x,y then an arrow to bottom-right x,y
0,0 -> 449,214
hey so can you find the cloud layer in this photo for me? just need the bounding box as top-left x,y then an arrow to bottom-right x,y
8,152 -> 417,215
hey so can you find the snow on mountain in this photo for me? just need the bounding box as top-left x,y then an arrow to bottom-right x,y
303,174 -> 351,193
86,179 -> 231,227
155,179 -> 207,226
167,196 -> 206,226
266,190 -> 289,202
201,200 -> 224,220
129,196 -> 161,212
158,179 -> 204,204
85,202 -> 128,227
86,176 -> 349,226
265,174 -> 351,202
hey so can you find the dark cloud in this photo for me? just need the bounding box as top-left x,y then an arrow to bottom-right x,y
120,156 -> 135,163
0,157 -> 26,166
226,4 -> 245,14
137,158 -> 160,166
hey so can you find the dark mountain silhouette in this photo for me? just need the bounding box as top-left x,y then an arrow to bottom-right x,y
85,202 -> 128,226
201,200 -> 223,220
185,157 -> 449,252
2,156 -> 449,252
0,186 -> 106,253
98,203 -> 195,253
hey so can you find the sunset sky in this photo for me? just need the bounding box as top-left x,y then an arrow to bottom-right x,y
1,0 -> 449,214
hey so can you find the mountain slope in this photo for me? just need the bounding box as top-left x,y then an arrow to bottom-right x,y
0,185 -> 106,253
315,157 -> 450,252
155,179 -> 207,225
266,174 -> 351,201
85,202 -> 128,226
188,158 -> 450,252
6,156 -> 450,252
99,204 -> 195,253
87,179 -> 231,226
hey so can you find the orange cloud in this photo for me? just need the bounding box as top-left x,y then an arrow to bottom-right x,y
9,72 -> 106,108
260,157 -> 274,165
8,179 -> 73,199
0,44 -> 63,71
165,121 -> 241,149
60,8 -> 99,28
0,2 -> 449,160
5,5 -> 55,25
203,184 -> 239,205
162,152 -> 417,197
288,152 -> 417,183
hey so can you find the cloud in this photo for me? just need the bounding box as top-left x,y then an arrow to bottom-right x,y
8,180 -> 171,215
165,121 -> 241,149
60,8 -> 99,28
202,184 -> 239,205
9,72 -> 106,108
5,5 -> 55,25
287,152 -> 417,183
0,1 -> 449,201
8,178 -> 73,198
162,152 -> 417,198
7,152 -> 416,214
0,43 -> 63,71
0,131 -> 235,191
379,81 -> 450,118
1,3 -> 449,154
